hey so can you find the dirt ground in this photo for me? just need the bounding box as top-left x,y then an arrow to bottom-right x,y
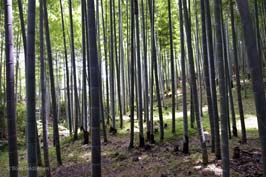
50,131 -> 263,177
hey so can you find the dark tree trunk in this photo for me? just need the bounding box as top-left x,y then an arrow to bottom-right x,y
59,0 -> 72,136
17,0 -> 27,60
100,0 -> 109,127
112,0 -> 123,130
126,0 -> 130,115
43,0 -> 62,165
135,0 -> 145,147
194,4 -> 203,118
26,0 -> 38,175
224,21 -> 236,139
129,0 -> 135,148
214,0 -> 229,176
100,0 -> 109,123
87,0 -> 101,176
254,0 -> 262,63
204,0 -> 221,159
0,36 -> 3,104
85,0 -> 91,133
167,0 -> 175,134
81,0 -> 88,145
149,0 -> 164,141
200,0 -> 215,153
190,87 -> 194,129
236,0 -> 266,175
141,0 -> 150,141
96,0 -> 107,143
39,0 -> 51,175
149,53 -> 155,144
178,0 -> 189,154
229,0 -> 243,138
68,0 -> 80,140
110,0 -> 116,132
182,0 -> 208,164
103,0 -> 110,125
118,0 -> 126,116
4,1 -> 19,176
221,21 -> 233,140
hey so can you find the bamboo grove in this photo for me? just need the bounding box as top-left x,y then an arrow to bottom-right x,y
1,0 -> 266,176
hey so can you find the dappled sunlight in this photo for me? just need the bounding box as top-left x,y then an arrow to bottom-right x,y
237,114 -> 258,129
152,110 -> 188,121
194,163 -> 222,176
67,153 -> 74,158
122,115 -> 130,121
202,105 -> 209,113
58,124 -> 70,137
80,152 -> 91,161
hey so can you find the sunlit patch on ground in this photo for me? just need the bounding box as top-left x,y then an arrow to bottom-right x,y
194,163 -> 223,176
237,114 -> 258,129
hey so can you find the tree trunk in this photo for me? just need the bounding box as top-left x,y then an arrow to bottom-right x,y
4,1 -> 19,176
149,0 -> 164,141
254,0 -> 262,64
214,0 -> 229,175
200,0 -> 215,153
59,0 -> 72,136
182,0 -> 208,164
149,53 -> 155,144
40,1 -> 51,175
17,0 -> 27,60
167,0 -> 175,134
0,35 -> 3,104
141,0 -> 150,141
26,0 -> 38,174
224,21 -> 237,139
88,0 -> 102,176
113,0 -> 123,130
110,0 -> 116,132
135,0 -> 145,147
129,0 -> 135,148
68,0 -> 80,140
96,0 -> 107,143
204,0 -> 221,159
118,0 -> 126,115
100,0 -> 109,127
81,0 -> 88,144
178,0 -> 189,154
229,0 -> 243,139
43,0 -> 62,165
236,0 -> 266,175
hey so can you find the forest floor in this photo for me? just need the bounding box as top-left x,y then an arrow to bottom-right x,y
0,82 -> 264,177
49,128 -> 263,177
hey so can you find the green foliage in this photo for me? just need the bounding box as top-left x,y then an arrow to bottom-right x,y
155,0 -> 180,52
16,102 -> 26,140
0,104 -> 6,139
59,101 -> 66,117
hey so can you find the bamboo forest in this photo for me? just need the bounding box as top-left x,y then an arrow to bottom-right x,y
1,0 -> 266,176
